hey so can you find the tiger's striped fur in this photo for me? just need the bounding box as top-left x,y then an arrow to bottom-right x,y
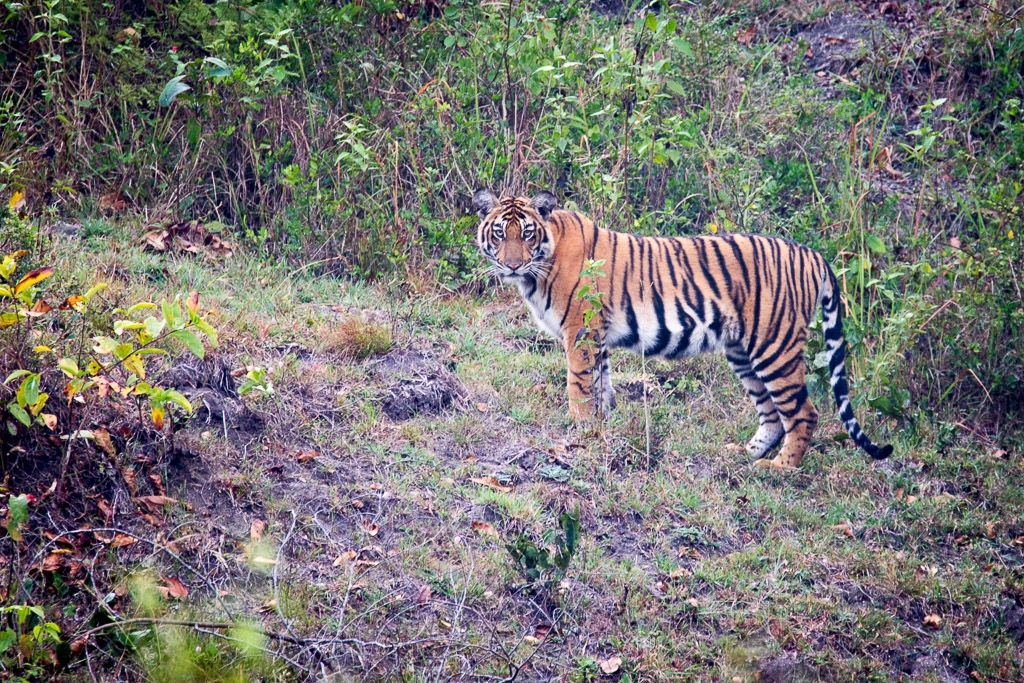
473,188 -> 893,469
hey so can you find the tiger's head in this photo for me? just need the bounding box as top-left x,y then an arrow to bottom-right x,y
472,188 -> 557,281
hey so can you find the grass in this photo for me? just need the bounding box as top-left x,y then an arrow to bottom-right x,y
4,222 -> 1016,681
323,315 -> 393,359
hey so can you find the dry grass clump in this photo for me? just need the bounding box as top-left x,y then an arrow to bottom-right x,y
324,316 -> 393,358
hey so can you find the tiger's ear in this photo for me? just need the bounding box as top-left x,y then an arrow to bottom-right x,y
472,188 -> 499,218
529,191 -> 557,220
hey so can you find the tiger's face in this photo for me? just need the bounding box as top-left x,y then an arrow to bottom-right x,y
472,189 -> 557,281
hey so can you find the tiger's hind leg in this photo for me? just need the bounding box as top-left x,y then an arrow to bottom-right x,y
726,345 -> 784,458
754,359 -> 818,469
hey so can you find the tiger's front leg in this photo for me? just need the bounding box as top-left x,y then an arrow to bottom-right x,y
594,345 -> 615,418
564,324 -> 601,421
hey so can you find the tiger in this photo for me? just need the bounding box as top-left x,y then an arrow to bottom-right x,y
472,188 -> 893,469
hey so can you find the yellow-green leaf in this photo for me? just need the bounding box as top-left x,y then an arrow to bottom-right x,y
92,336 -> 118,355
123,353 -> 146,379
866,234 -> 887,255
123,302 -> 156,314
114,343 -> 133,360
8,403 -> 31,427
83,282 -> 108,303
13,267 -> 54,295
30,393 -> 49,416
113,320 -> 146,335
165,389 -> 193,413
33,345 -> 52,353
8,190 -> 25,210
17,373 -> 39,409
57,358 -> 81,377
171,329 -> 205,359
194,319 -> 218,347
5,370 -> 32,385
0,312 -> 22,328
144,316 -> 165,339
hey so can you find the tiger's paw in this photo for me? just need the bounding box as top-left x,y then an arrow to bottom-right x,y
567,400 -> 592,422
753,457 -> 797,471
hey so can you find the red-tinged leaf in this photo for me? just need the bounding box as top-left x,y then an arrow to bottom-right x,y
413,583 -> 432,606
122,467 -> 137,492
70,636 -> 88,655
41,413 -> 56,430
98,192 -> 128,213
141,513 -> 163,527
134,495 -> 178,512
152,405 -> 164,429
832,523 -> 855,538
250,519 -> 266,541
14,267 -> 54,295
29,298 -> 52,315
333,550 -> 358,566
163,576 -> 189,599
97,499 -> 113,522
471,521 -> 500,539
599,656 -> 622,674
148,473 -> 165,495
93,428 -> 116,456
41,553 -> 64,572
186,291 -> 199,316
292,449 -> 318,463
923,613 -> 942,629
110,533 -> 138,548
143,230 -> 168,251
736,25 -> 756,45
361,519 -> 379,536
59,295 -> 85,310
470,476 -> 512,493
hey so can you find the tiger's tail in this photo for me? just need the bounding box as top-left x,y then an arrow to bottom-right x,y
819,263 -> 893,460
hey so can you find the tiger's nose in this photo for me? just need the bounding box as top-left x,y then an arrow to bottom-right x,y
506,261 -> 524,271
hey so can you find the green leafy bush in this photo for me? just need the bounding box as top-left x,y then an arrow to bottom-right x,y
505,508 -> 581,590
1,251 -> 216,439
